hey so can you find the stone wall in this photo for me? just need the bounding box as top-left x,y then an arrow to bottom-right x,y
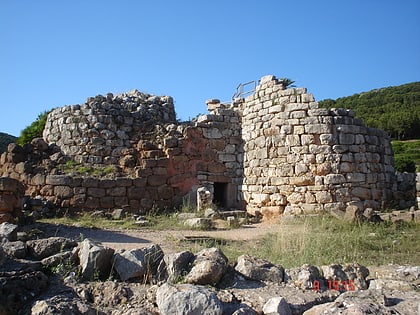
0,177 -> 25,223
239,75 -> 395,217
0,75 -> 417,216
43,90 -> 176,166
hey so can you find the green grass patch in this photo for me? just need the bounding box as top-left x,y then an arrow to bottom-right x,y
58,160 -> 118,177
39,214 -> 420,269
239,216 -> 420,268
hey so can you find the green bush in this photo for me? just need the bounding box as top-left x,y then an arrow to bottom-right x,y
394,156 -> 416,173
17,111 -> 50,145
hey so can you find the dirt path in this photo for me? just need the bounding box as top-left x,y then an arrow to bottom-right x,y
39,220 -> 286,254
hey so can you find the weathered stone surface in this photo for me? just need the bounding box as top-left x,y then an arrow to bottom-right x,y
262,296 -> 292,315
113,244 -> 164,281
27,237 -> 77,260
184,218 -> 213,230
286,264 -> 322,289
2,240 -> 27,259
78,238 -> 115,280
164,250 -> 194,283
185,247 -> 228,285
156,283 -> 223,315
0,222 -> 18,241
235,255 -> 284,283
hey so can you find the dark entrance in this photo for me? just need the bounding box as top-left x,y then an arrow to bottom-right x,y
213,182 -> 228,208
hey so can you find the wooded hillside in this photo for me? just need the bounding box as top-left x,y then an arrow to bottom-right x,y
0,132 -> 17,153
319,82 -> 420,140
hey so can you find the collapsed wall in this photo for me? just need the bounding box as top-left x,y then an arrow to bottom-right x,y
240,75 -> 395,217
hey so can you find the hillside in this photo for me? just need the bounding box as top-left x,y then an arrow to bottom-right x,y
0,132 -> 17,153
318,82 -> 420,140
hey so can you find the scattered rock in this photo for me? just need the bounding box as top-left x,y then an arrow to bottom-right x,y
111,208 -> 125,220
286,264 -> 322,290
262,296 -> 292,315
164,250 -> 194,283
2,240 -> 27,259
78,238 -> 115,280
27,236 -> 77,260
156,283 -> 223,315
0,222 -> 18,241
184,218 -> 213,230
235,254 -> 284,283
185,247 -> 228,285
113,244 -> 164,282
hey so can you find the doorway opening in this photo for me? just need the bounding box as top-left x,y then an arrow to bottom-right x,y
213,182 -> 228,209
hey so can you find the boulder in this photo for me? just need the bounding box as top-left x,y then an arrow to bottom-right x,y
164,250 -> 194,283
156,283 -> 223,315
184,218 -> 213,230
27,237 -> 77,260
111,208 -> 125,220
286,264 -> 322,290
0,222 -> 18,241
41,250 -> 75,268
321,263 -> 369,290
2,240 -> 27,259
113,244 -> 164,281
78,238 -> 115,280
185,247 -> 228,285
235,255 -> 284,283
262,296 -> 292,315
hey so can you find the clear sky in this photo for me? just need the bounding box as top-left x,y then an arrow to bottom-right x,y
1,0 -> 419,137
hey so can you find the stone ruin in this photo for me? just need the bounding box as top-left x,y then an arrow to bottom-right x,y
0,177 -> 25,223
0,75 -> 418,218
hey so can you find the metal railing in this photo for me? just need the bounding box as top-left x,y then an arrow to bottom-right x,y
232,80 -> 259,100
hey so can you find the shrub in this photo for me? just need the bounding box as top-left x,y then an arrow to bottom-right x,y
17,111 -> 50,145
394,156 -> 416,173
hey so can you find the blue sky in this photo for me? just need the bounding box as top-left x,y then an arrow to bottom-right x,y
1,0 -> 419,137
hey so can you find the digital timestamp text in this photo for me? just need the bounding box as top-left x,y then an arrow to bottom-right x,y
312,279 -> 355,291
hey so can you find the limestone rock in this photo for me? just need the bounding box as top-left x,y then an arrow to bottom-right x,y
286,264 -> 322,290
185,247 -> 228,285
184,218 -> 213,230
235,254 -> 284,283
27,236 -> 77,260
113,244 -> 164,281
78,238 -> 115,280
2,240 -> 27,259
156,283 -> 223,315
262,296 -> 292,315
164,250 -> 194,283
321,263 -> 369,290
0,222 -> 18,241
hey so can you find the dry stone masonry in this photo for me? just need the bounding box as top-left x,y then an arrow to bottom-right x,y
240,75 -> 395,217
0,75 -> 416,217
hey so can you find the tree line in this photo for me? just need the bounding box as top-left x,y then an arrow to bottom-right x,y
318,82 -> 420,140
